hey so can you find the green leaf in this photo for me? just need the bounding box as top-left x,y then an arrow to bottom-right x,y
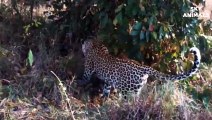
171,52 -> 178,58
133,22 -> 142,30
146,31 -> 150,42
23,25 -> 30,33
152,31 -> 157,40
115,4 -> 124,13
148,16 -> 155,24
163,26 -> 169,32
35,21 -> 41,27
130,30 -> 139,36
28,49 -> 34,67
159,26 -> 164,39
140,31 -> 145,40
113,17 -> 118,25
130,22 -> 142,36
199,36 -> 209,52
116,12 -> 123,24
203,97 -> 209,109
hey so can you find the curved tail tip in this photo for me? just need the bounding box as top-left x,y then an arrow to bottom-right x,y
190,47 -> 201,61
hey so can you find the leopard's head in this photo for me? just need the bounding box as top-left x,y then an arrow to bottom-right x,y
82,40 -> 93,55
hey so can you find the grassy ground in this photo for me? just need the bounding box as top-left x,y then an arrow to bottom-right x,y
0,76 -> 212,119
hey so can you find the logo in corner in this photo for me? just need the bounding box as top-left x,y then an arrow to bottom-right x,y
183,6 -> 210,18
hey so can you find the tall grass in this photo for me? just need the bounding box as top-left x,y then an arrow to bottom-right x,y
104,74 -> 212,120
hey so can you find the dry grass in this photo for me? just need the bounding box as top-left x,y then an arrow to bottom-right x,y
104,76 -> 212,120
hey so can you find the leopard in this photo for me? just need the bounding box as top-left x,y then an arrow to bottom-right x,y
80,39 -> 201,99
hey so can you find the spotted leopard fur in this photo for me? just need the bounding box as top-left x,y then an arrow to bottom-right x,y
81,39 -> 201,99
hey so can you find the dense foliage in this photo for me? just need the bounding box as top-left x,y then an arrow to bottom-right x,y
41,0 -> 211,65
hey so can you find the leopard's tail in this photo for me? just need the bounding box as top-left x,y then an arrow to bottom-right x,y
150,47 -> 201,80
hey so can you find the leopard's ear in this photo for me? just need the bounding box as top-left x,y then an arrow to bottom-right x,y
80,39 -> 84,45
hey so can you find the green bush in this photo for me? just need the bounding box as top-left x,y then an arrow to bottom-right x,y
43,0 -> 210,70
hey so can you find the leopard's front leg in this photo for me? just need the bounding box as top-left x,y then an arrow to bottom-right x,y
101,81 -> 117,101
77,58 -> 94,86
102,83 -> 112,98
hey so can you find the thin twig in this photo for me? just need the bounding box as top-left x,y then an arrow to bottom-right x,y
51,71 -> 75,120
